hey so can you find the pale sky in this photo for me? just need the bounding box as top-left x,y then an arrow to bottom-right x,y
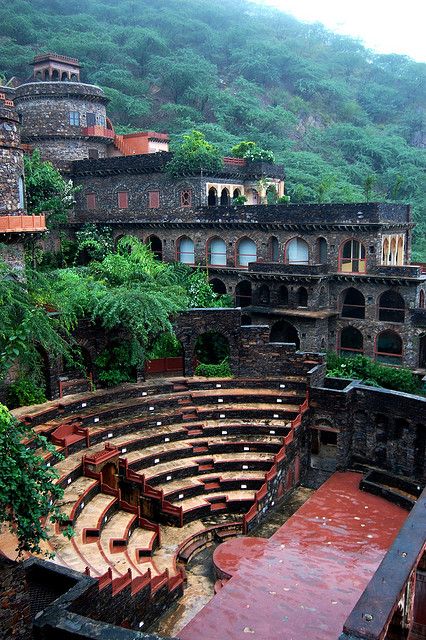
255,0 -> 426,62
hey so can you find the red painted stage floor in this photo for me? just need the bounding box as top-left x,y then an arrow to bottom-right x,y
180,472 -> 407,640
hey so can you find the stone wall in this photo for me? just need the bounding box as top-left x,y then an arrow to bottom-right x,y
174,308 -> 325,379
0,103 -> 25,214
0,555 -> 31,640
26,559 -> 178,640
309,380 -> 426,482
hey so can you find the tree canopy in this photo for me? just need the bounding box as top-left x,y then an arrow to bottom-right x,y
1,0 -> 424,255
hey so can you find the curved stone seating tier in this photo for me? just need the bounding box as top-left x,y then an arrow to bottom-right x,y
140,451 -> 275,486
4,376 -> 309,609
123,435 -> 282,472
161,470 -> 266,502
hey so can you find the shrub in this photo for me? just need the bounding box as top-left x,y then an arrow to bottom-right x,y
195,358 -> 232,378
7,378 -> 47,408
326,352 -> 421,395
233,195 -> 247,205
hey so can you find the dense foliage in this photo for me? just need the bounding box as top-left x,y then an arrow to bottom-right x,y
24,150 -> 79,226
195,359 -> 232,378
1,0 -> 424,256
0,234 -> 232,401
326,352 -> 422,395
0,403 -> 70,555
166,130 -> 223,176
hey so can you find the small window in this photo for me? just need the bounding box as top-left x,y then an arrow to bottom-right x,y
375,330 -> 403,365
177,237 -> 194,264
340,327 -> 364,357
18,176 -> 25,209
149,191 -> 160,209
86,112 -> 96,127
340,240 -> 366,273
378,290 -> 405,323
69,111 -> 80,126
86,193 -> 96,210
97,115 -> 106,127
118,191 -> 129,209
181,190 -> 192,208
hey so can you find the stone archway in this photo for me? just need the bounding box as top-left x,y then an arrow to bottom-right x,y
270,320 -> 300,349
195,331 -> 230,365
174,309 -> 241,376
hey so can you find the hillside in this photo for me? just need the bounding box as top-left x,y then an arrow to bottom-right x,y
1,0 -> 425,257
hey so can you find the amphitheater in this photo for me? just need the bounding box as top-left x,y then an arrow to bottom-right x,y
1,319 -> 425,640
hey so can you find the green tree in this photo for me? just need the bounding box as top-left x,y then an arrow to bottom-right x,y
24,150 -> 79,226
166,130 -> 223,177
0,403 -> 70,555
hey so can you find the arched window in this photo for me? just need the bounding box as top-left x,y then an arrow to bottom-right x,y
268,236 -> 279,261
339,239 -> 366,273
257,285 -> 270,306
266,185 -> 277,204
285,238 -> 309,265
316,237 -> 327,264
177,236 -> 194,264
61,71 -> 68,81
208,187 -> 218,207
18,176 -> 25,209
390,238 -> 397,265
209,278 -> 227,295
397,237 -> 404,266
278,285 -> 288,305
419,290 -> 425,309
375,330 -> 403,365
233,188 -> 241,200
378,290 -> 405,323
52,69 -> 59,81
270,320 -> 300,348
35,71 -> 42,81
70,73 -> 78,82
339,327 -> 364,356
236,238 -> 257,267
220,188 -> 230,206
145,235 -> 162,260
207,237 -> 226,266
298,287 -> 308,307
235,281 -> 252,307
341,288 -> 365,319
382,238 -> 390,265
43,69 -> 50,81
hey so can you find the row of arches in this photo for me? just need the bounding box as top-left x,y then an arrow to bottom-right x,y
340,327 -> 403,363
125,233 -> 384,274
229,281 -> 309,309
341,288 -> 406,323
35,69 -> 79,82
208,187 -> 242,207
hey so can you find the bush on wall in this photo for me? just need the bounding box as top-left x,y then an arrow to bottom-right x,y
326,352 -> 421,395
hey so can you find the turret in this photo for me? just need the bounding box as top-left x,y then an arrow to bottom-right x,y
14,54 -> 114,169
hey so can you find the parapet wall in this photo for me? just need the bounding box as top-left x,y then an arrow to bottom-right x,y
310,380 -> 426,482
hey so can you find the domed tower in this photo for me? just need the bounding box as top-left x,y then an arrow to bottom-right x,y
14,53 -> 114,170
0,87 -> 25,214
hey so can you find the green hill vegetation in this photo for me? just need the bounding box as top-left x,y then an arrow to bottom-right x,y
1,0 -> 425,257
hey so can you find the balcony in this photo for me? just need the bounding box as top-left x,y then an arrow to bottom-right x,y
0,215 -> 46,233
81,126 -> 115,139
249,262 -> 329,275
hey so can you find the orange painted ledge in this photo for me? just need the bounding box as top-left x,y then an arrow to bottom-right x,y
0,215 -> 46,232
